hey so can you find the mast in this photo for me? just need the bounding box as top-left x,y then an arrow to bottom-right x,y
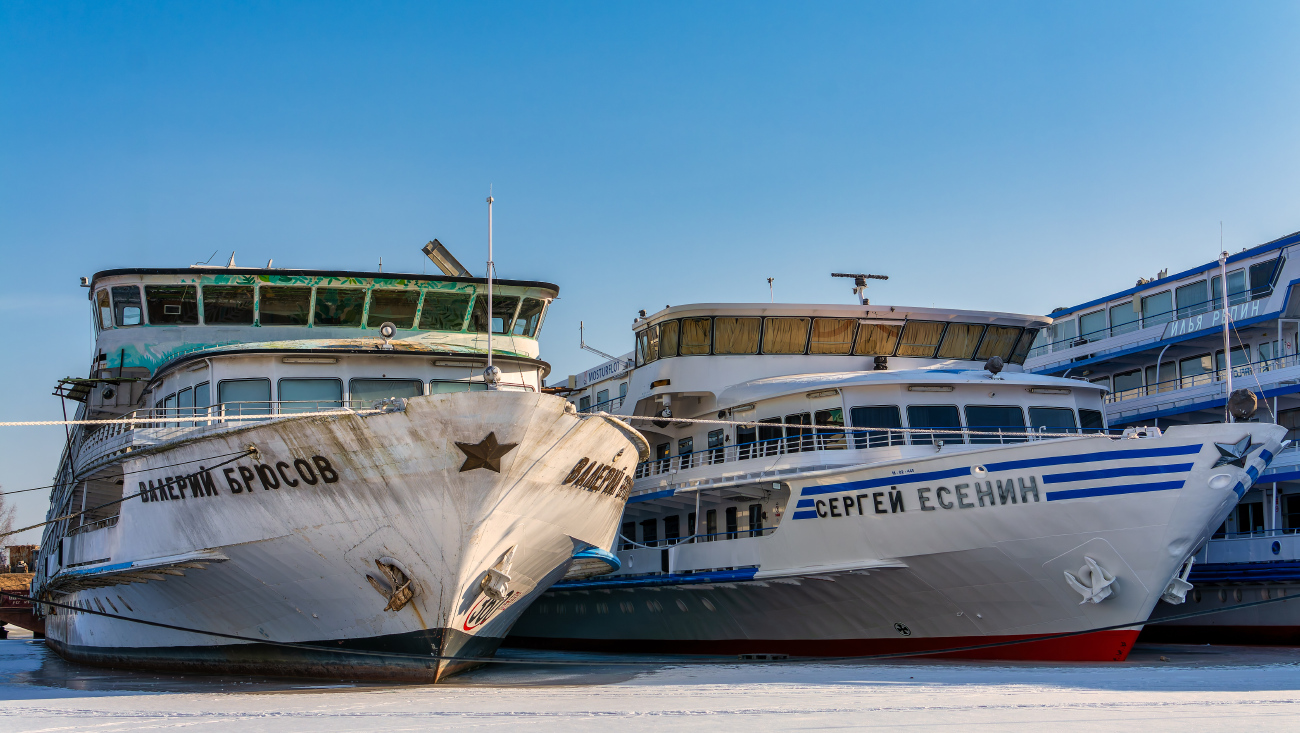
485,193 -> 500,390
1220,250 -> 1233,421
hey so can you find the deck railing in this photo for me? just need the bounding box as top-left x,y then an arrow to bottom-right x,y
580,395 -> 626,414
1105,352 -> 1300,404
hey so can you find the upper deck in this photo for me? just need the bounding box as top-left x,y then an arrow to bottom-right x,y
88,267 -> 558,376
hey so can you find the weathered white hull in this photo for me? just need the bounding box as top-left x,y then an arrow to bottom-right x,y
41,391 -> 642,681
509,424 -> 1285,661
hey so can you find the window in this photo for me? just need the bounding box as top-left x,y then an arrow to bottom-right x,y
708,429 -> 725,463
1009,330 -> 1037,365
418,292 -> 472,331
784,412 -> 812,452
1141,291 -> 1173,328
1212,270 -> 1247,307
1144,362 -> 1176,394
620,521 -> 636,550
965,405 -> 1025,444
1179,353 -> 1214,388
177,387 -> 194,426
95,290 -> 112,331
619,382 -> 628,398
596,389 -> 609,406
679,318 -> 712,355
635,325 -> 660,366
430,380 -> 488,393
350,379 -> 423,404
313,288 -> 365,327
512,298 -> 546,337
1079,409 -> 1105,433
111,286 -> 142,327
850,405 -> 903,448
218,378 -> 271,416
1176,281 -> 1208,318
1250,257 -> 1283,298
278,378 -> 342,413
1236,502 -> 1265,533
203,286 -> 255,324
906,405 -> 962,445
678,436 -> 693,456
705,509 -> 718,541
936,323 -> 984,360
749,503 -> 763,538
470,295 -> 520,334
736,422 -> 757,460
1078,311 -> 1106,341
578,396 -> 591,411
663,515 -> 680,543
714,317 -> 761,354
367,290 -> 420,329
144,285 -> 199,325
725,506 -> 738,539
758,417 -> 782,456
658,320 -> 679,358
814,408 -> 846,450
655,442 -> 670,471
809,318 -> 856,354
1285,495 -> 1300,531
1090,375 -> 1111,390
195,382 -> 211,418
639,519 -> 658,547
1109,302 -> 1139,336
762,317 -> 810,354
1215,347 -> 1251,372
1028,407 -> 1076,434
854,322 -> 902,355
896,321 -> 946,358
1113,369 -> 1143,395
975,326 -> 1022,361
687,512 -> 696,539
258,287 -> 311,326
1050,318 -> 1077,347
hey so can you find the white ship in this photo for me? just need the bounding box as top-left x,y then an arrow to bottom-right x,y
509,282 -> 1284,661
32,247 -> 645,682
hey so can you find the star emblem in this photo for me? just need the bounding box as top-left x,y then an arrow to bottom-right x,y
455,432 -> 518,473
1212,435 -> 1261,469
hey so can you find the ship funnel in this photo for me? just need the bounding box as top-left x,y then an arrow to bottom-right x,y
422,239 -> 472,277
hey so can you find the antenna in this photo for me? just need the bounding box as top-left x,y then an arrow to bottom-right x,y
483,188 -> 501,390
767,277 -> 774,303
831,272 -> 888,305
226,252 -> 236,268
580,321 -> 619,361
1219,248 -> 1233,421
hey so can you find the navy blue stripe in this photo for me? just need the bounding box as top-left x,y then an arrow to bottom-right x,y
1262,449 -> 1275,463
984,444 -> 1201,473
1046,480 -> 1185,501
1043,463 -> 1193,484
627,488 -> 676,504
800,466 -> 971,497
1248,465 -> 1260,481
795,498 -> 815,508
791,510 -> 819,520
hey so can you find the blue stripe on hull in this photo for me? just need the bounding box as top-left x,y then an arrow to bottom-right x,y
1045,480 -> 1185,501
1043,463 -> 1193,484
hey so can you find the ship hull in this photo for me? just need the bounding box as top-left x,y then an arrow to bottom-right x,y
39,391 -> 641,682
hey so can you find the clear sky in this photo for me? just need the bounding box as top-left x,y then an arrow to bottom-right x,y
2,2 -> 1299,541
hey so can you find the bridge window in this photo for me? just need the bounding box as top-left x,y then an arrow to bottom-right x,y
278,378 -> 342,413
350,379 -> 423,403
1176,281 -> 1208,318
810,318 -> 856,354
635,324 -> 661,366
680,318 -> 712,356
218,378 -> 271,416
1079,409 -> 1105,433
715,317 -> 761,354
418,291 -> 472,331
145,285 -> 199,325
1250,257 -> 1283,298
111,285 -> 142,327
658,320 -> 679,357
762,317 -> 810,354
1109,302 -> 1139,336
1009,329 -> 1037,364
313,288 -> 365,327
96,290 -> 112,331
850,405 -> 903,448
203,286 -> 255,324
906,405 -> 962,445
258,287 -> 311,326
975,326 -> 1022,361
1028,407 -> 1076,434
368,290 -> 420,329
937,323 -> 984,360
471,295 -> 520,334
854,322 -> 902,356
896,321 -> 946,358
513,298 -> 546,337
965,405 -> 1025,444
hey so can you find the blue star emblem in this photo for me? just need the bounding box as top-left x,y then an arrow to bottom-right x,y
1212,435 -> 1261,469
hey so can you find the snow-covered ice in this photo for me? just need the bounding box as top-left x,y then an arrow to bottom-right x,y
1,628 -> 1298,731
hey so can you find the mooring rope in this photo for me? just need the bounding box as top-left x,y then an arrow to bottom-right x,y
0,449 -> 257,498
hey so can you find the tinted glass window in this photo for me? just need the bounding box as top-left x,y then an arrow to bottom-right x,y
144,285 -> 199,325
762,317 -> 809,354
350,378 -> 423,403
784,412 -> 812,452
418,291 -> 471,331
1141,291 -> 1173,327
1078,311 -> 1106,340
218,378 -> 271,416
313,288 -> 365,327
1028,407 -> 1076,434
96,290 -> 113,331
259,287 -> 311,325
1179,353 -> 1213,386
906,405 -> 961,445
1113,369 -> 1143,394
896,321 -> 946,358
1079,408 -> 1105,433
1250,257 -> 1283,297
814,407 -> 846,450
965,405 -> 1025,444
1009,329 -> 1037,365
810,318 -> 856,354
854,323 -> 901,355
279,378 -> 342,413
368,290 -> 420,329
936,323 -> 984,360
1176,281 -> 1208,318
850,405 -> 903,448
111,286 -> 142,327
512,298 -> 546,337
679,318 -> 712,355
203,286 -> 255,324
715,317 -> 761,354
1110,302 -> 1139,336
659,320 -> 679,357
195,382 -> 211,412
975,326 -> 1021,360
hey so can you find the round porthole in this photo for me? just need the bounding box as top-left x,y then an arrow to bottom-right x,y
1273,541 -> 1282,555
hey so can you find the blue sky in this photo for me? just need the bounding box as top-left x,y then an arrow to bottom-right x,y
2,2 -> 1299,539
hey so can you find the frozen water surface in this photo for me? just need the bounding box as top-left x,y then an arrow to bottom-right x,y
0,628 -> 1298,731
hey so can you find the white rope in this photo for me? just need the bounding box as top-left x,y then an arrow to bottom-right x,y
0,409 -> 380,427
608,412 -> 1112,441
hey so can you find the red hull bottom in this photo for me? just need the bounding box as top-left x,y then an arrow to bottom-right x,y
506,629 -> 1141,662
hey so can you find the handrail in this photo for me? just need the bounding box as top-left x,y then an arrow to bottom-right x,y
1105,352 -> 1300,404
616,526 -> 779,550
580,395 -> 626,414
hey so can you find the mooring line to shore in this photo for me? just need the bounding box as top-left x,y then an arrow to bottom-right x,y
3,588 -> 1294,668
0,449 -> 258,499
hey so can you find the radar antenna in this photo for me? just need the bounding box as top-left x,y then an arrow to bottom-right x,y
831,272 -> 888,305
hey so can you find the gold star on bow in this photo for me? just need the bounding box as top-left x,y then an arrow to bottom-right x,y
455,432 -> 518,473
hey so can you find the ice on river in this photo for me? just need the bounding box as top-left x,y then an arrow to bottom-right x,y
0,628 -> 1297,731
